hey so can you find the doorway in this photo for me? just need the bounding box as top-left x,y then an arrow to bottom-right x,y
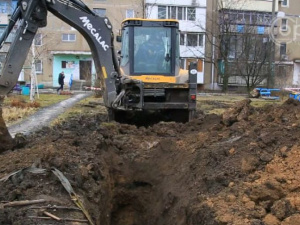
79,60 -> 92,81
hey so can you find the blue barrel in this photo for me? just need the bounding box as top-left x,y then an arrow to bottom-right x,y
21,86 -> 30,95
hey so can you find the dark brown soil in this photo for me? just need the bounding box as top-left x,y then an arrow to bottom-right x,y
0,98 -> 14,152
1,98 -> 300,225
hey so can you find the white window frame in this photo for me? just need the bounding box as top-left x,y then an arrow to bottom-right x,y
281,0 -> 289,7
126,9 -> 135,18
62,33 -> 76,42
157,5 -> 195,21
34,33 -> 42,46
158,6 -> 167,19
182,33 -> 204,47
280,42 -> 287,56
93,8 -> 106,17
35,59 -> 43,74
180,33 -> 185,45
281,18 -> 288,31
187,7 -> 196,21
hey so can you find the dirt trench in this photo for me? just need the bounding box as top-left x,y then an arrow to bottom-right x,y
1,99 -> 300,224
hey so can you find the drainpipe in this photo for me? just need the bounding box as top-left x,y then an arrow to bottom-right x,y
268,0 -> 276,88
211,0 -> 216,90
212,36 -> 215,90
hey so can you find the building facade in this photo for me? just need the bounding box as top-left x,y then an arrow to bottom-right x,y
145,0 -> 207,86
275,0 -> 300,87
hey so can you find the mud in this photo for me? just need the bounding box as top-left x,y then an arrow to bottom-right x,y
1,98 -> 300,225
0,98 -> 14,152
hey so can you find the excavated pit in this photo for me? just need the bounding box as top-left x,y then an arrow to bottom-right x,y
1,98 -> 300,224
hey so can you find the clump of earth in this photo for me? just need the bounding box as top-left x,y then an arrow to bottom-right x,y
1,98 -> 300,225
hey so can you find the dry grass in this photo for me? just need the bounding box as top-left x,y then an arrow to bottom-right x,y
197,94 -> 285,115
2,94 -> 70,125
10,97 -> 41,108
3,107 -> 36,124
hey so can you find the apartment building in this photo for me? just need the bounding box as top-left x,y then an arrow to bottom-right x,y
275,0 -> 300,87
145,0 -> 207,86
205,0 -> 278,91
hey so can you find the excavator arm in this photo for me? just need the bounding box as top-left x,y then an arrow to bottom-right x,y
0,0 -> 135,107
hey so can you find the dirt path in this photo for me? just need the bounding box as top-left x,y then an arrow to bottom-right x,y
1,98 -> 300,225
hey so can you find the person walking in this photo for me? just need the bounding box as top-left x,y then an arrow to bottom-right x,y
57,71 -> 65,94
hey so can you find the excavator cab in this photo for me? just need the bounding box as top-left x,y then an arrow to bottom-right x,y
115,19 -> 197,122
119,19 -> 181,83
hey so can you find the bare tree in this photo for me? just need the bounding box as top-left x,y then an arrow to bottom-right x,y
204,0 -> 277,93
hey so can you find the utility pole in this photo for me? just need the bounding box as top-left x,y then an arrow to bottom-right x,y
267,0 -> 276,88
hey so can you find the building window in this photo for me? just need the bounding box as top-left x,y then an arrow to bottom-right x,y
220,11 -> 272,26
187,34 -> 198,47
280,43 -> 287,56
93,8 -> 106,17
158,6 -> 166,19
35,59 -> 42,74
187,7 -> 196,21
168,6 -> 176,19
0,1 -> 17,14
0,27 -> 6,39
34,33 -> 42,46
157,6 -> 195,21
177,7 -> 186,20
62,34 -> 76,42
281,0 -> 289,7
182,33 -> 203,47
180,33 -> 185,45
198,34 -> 203,47
281,18 -> 288,31
126,9 -> 135,18
62,61 -> 75,69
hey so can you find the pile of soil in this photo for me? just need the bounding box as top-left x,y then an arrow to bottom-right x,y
1,98 -> 300,225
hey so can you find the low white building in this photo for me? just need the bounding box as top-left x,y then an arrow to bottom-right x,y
145,0 -> 206,85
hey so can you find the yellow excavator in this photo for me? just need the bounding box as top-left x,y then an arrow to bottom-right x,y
0,0 -> 197,123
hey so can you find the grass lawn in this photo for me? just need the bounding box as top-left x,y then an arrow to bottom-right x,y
196,94 -> 287,115
3,93 -> 70,125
